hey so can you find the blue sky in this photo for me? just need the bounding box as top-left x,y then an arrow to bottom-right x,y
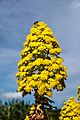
0,0 -> 80,108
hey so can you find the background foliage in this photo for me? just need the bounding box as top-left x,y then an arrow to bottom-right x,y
0,99 -> 60,120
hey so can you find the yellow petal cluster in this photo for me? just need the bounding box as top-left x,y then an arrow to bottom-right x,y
16,21 -> 67,97
59,97 -> 80,120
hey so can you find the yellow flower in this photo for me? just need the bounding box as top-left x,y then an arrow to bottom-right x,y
30,105 -> 35,111
52,63 -> 59,70
49,48 -> 56,54
46,91 -> 52,97
56,48 -> 62,53
40,70 -> 49,80
64,118 -> 70,120
47,66 -> 53,71
49,72 -> 53,76
30,35 -> 38,41
17,86 -> 22,92
45,44 -> 52,49
51,56 -> 57,62
26,34 -> 32,40
20,47 -> 30,56
38,45 -> 46,51
57,84 -> 63,91
24,85 -> 32,92
16,72 -> 20,77
25,115 -> 29,120
78,86 -> 80,89
32,49 -> 38,54
49,81 -> 56,88
43,59 -> 52,65
19,66 -> 25,71
56,58 -> 63,64
32,74 -> 39,80
19,80 -> 25,86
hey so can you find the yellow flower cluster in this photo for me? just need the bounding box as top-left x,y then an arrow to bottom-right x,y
16,21 -> 67,97
59,97 -> 80,120
20,22 -> 61,57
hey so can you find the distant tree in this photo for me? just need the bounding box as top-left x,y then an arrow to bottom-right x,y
0,100 -> 30,120
16,21 -> 67,120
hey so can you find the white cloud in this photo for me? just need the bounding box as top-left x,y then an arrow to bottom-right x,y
3,92 -> 22,99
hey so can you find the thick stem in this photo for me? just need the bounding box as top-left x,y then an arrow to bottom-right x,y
34,89 -> 48,120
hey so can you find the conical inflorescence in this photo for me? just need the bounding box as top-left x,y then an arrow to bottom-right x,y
16,21 -> 67,97
59,97 -> 80,120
